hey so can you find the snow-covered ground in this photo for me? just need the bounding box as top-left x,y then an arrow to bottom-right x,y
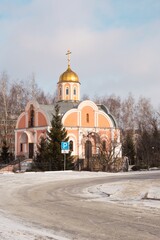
84,177 -> 160,209
0,210 -> 70,240
0,170 -> 160,240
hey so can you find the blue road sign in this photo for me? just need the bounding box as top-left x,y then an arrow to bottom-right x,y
61,142 -> 69,151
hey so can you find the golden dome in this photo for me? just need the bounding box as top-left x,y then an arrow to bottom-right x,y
59,66 -> 79,83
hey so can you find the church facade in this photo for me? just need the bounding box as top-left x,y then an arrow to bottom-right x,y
15,51 -> 121,170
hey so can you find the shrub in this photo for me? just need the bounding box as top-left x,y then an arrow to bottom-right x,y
131,165 -> 141,171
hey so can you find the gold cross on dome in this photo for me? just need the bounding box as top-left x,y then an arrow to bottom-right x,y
66,50 -> 71,67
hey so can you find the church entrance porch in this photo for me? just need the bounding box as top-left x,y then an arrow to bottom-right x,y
82,132 -> 102,171
29,143 -> 34,158
18,131 -> 35,159
85,140 -> 92,170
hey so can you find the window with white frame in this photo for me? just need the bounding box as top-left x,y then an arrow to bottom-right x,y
73,87 -> 76,95
66,87 -> 69,95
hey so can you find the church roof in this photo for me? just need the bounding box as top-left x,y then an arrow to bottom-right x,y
39,104 -> 55,122
39,101 -> 79,122
57,101 -> 79,114
97,104 -> 117,127
39,101 -> 117,127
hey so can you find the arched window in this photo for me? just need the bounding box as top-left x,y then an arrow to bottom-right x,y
30,105 -> 34,127
86,113 -> 89,123
102,140 -> 106,151
73,87 -> 76,95
20,143 -> 23,152
66,87 -> 69,95
69,140 -> 73,151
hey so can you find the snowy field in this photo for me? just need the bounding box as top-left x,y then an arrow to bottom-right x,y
0,170 -> 160,240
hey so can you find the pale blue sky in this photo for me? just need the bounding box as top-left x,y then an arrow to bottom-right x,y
0,0 -> 160,107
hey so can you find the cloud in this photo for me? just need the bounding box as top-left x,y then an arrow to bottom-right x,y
0,0 -> 160,107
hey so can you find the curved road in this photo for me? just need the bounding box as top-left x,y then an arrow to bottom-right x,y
0,171 -> 160,240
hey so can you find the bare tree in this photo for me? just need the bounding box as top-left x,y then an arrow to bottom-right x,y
135,111 -> 160,169
0,72 -> 9,141
26,74 -> 54,104
81,94 -> 90,101
102,94 -> 122,126
121,93 -> 136,132
9,81 -> 27,116
135,96 -> 154,131
90,136 -> 122,172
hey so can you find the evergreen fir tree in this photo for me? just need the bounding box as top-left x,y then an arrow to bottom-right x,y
1,140 -> 9,164
33,137 -> 49,171
122,131 -> 135,165
47,104 -> 73,171
151,122 -> 160,167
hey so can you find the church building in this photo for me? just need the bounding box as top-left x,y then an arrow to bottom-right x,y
15,51 -> 121,170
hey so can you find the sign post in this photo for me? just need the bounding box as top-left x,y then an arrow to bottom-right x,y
61,142 -> 69,170
64,153 -> 66,171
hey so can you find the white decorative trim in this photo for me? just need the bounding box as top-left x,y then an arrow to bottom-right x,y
78,100 -> 98,111
62,109 -> 78,124
68,133 -> 77,155
16,112 -> 26,128
25,100 -> 40,112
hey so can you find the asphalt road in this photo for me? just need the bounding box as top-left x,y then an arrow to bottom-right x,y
0,171 -> 160,240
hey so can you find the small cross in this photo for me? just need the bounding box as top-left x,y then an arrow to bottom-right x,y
66,50 -> 71,67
